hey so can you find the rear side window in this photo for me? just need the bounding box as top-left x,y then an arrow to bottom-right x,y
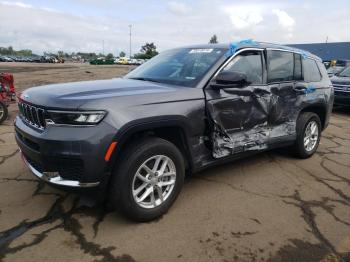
267,50 -> 294,83
303,58 -> 322,82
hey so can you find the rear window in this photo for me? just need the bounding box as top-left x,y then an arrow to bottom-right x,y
267,50 -> 294,83
303,59 -> 322,82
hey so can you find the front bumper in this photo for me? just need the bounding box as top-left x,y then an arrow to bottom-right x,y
21,152 -> 99,187
15,115 -> 117,188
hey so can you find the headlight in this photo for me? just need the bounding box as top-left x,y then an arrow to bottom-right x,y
46,110 -> 106,126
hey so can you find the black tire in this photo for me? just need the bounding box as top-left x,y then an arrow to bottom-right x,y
0,101 -> 8,124
109,137 -> 185,222
293,112 -> 321,159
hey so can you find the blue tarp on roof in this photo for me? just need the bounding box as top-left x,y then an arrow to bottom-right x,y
288,42 -> 350,61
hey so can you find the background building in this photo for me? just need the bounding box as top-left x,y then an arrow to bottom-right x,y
288,42 -> 350,61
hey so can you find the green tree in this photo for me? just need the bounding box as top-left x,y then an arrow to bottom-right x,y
119,51 -> 126,57
134,42 -> 158,59
8,46 -> 14,55
141,42 -> 158,58
106,53 -> 114,60
0,46 -> 34,56
209,35 -> 218,44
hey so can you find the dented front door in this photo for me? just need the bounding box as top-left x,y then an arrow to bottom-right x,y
205,50 -> 271,158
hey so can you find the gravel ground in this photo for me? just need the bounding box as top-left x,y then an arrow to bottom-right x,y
0,63 -> 349,262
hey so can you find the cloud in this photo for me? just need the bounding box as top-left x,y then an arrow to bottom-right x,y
271,9 -> 295,39
272,9 -> 295,29
0,0 -> 349,55
1,1 -> 32,8
223,5 -> 263,30
167,1 -> 190,16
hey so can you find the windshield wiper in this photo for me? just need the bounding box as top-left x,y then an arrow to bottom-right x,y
129,77 -> 161,83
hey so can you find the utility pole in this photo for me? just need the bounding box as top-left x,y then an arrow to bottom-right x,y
102,40 -> 105,56
129,25 -> 132,58
326,36 -> 328,44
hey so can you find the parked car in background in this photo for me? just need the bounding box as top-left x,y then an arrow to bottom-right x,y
331,66 -> 350,106
90,57 -> 115,65
327,60 -> 350,77
15,42 -> 333,221
336,60 -> 350,67
136,59 -> 145,65
132,58 -> 144,65
323,61 -> 331,69
117,57 -> 130,65
0,56 -> 14,62
328,66 -> 345,77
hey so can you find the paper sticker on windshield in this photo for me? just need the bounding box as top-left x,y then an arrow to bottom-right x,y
189,49 -> 213,54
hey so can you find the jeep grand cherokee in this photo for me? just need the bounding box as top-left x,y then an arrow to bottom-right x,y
15,41 -> 334,221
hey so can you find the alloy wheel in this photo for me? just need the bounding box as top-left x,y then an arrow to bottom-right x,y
0,104 -> 4,120
303,120 -> 319,152
132,155 -> 176,209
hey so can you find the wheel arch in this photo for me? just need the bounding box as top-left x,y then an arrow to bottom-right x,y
109,116 -> 195,174
298,103 -> 328,130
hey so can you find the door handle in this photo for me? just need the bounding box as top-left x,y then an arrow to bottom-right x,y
293,85 -> 308,94
294,85 -> 316,94
294,85 -> 307,91
253,88 -> 270,96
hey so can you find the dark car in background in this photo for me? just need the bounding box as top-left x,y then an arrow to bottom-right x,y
331,66 -> 350,106
15,42 -> 334,221
327,60 -> 350,77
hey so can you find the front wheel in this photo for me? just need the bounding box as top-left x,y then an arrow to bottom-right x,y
293,112 -> 321,158
0,101 -> 8,124
109,137 -> 185,222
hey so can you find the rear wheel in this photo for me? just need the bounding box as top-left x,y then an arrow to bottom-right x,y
0,101 -> 8,124
109,137 -> 185,222
293,112 -> 321,158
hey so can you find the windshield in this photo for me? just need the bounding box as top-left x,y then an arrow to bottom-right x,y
125,48 -> 225,87
339,66 -> 350,77
327,66 -> 344,74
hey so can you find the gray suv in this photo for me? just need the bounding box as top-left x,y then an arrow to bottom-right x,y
15,42 -> 334,221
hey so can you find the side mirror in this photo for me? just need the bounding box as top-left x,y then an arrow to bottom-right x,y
212,71 -> 248,88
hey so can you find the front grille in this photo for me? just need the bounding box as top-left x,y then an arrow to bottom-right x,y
333,84 -> 350,93
18,101 -> 46,129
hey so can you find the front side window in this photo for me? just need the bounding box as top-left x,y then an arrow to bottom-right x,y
221,51 -> 263,84
267,50 -> 294,83
303,58 -> 322,82
125,48 -> 225,87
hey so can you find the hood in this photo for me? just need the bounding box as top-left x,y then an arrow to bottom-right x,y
331,75 -> 350,86
20,78 -> 182,109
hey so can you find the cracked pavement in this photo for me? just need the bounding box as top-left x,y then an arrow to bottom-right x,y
0,63 -> 350,262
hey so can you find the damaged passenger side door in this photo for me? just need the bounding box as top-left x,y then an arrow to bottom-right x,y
205,49 -> 270,158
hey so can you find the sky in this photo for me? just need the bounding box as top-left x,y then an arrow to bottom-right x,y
0,0 -> 349,55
